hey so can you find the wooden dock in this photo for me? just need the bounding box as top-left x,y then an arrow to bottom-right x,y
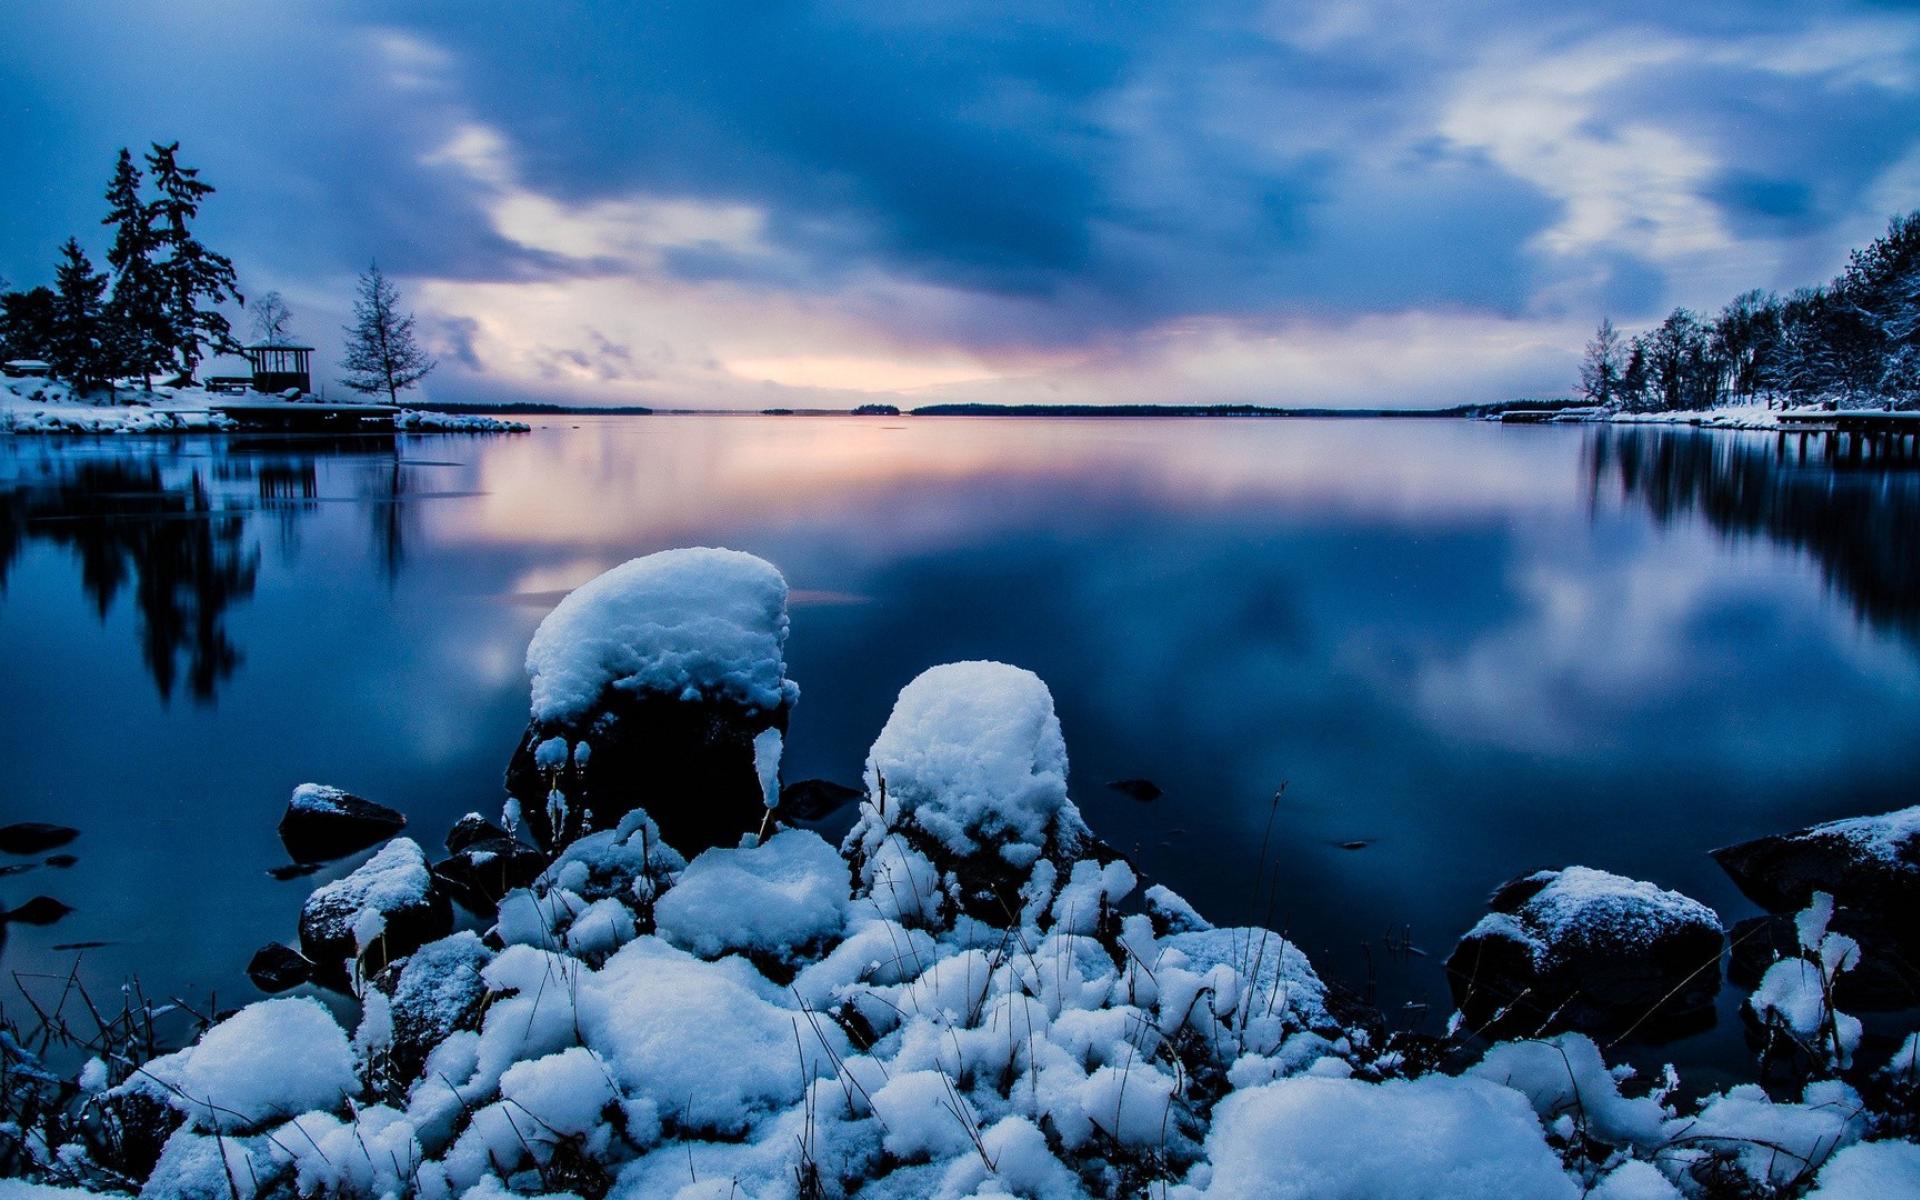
210,401 -> 399,431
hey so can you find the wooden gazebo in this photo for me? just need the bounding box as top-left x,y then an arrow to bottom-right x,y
241,339 -> 314,394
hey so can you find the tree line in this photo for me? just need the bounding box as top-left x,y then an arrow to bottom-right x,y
1580,210 -> 1920,412
1,144 -> 434,403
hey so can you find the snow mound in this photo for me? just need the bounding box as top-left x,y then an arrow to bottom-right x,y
654,828 -> 850,961
524,547 -> 798,724
847,660 -> 1090,878
1175,1074 -> 1579,1199
131,998 -> 354,1129
394,408 -> 530,433
1806,1139 -> 1920,1199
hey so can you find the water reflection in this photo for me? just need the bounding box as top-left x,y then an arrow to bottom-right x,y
1588,427 -> 1920,642
0,437 -> 415,703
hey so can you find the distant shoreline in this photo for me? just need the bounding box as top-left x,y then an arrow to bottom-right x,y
405,399 -> 1587,419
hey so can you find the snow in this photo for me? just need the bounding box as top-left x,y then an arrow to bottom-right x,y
1808,803 -> 1920,864
394,408 -> 530,432
654,828 -> 850,961
1469,1034 -> 1667,1149
1805,1140 -> 1920,1199
306,837 -> 435,929
289,782 -> 358,815
846,660 -> 1089,869
1174,1074 -> 1579,1199
129,998 -> 354,1129
524,548 -> 799,724
753,726 -> 784,809
1663,1080 -> 1867,1191
1748,891 -> 1863,1067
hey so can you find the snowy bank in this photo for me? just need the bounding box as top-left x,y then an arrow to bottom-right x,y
2,376 -> 530,435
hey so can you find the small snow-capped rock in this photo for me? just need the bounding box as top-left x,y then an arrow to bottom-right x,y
245,942 -> 314,993
298,838 -> 451,987
277,783 -> 406,863
1446,865 -> 1724,1037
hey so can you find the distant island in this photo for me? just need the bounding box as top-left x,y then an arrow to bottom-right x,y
908,400 -> 1581,418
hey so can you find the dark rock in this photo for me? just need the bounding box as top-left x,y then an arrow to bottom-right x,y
267,862 -> 326,880
246,943 -> 313,993
1727,912 -> 1920,1011
298,838 -> 451,988
0,864 -> 33,877
1445,866 -> 1724,1040
1106,778 -> 1163,803
505,689 -> 788,855
50,940 -> 111,950
43,854 -> 77,868
1339,840 -> 1370,851
1712,807 -> 1919,939
777,778 -> 863,822
445,812 -> 510,854
278,783 -> 407,863
0,823 -> 79,855
1,896 -> 73,926
434,837 -> 550,916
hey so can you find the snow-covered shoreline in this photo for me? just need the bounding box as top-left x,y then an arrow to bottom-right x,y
1,377 -> 528,435
2,549 -> 1916,1199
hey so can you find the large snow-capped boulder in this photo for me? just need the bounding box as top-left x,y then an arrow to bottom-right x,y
276,783 -> 406,863
505,548 -> 799,854
1446,866 -> 1724,1038
1712,806 -> 1920,940
842,661 -> 1109,930
298,838 -> 452,987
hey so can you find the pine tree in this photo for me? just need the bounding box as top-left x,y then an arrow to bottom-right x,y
145,141 -> 242,383
340,262 -> 435,403
1,287 -> 57,362
1578,318 -> 1623,407
47,239 -> 111,395
101,148 -> 172,389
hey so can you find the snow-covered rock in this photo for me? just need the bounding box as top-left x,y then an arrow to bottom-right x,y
126,998 -> 354,1131
298,837 -> 451,986
1446,866 -> 1724,1037
506,548 -> 799,852
843,661 -> 1103,930
1173,1074 -> 1581,1199
1713,805 -> 1920,940
276,782 -> 406,862
654,828 -> 850,965
393,408 -> 530,432
1804,1139 -> 1920,1199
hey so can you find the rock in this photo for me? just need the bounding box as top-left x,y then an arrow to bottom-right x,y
384,931 -> 492,1082
1712,806 -> 1920,939
445,812 -> 510,854
777,778 -> 863,822
1106,778 -> 1163,803
1727,912 -> 1920,1011
278,783 -> 408,862
43,854 -> 77,868
1,896 -> 73,926
505,549 -> 799,854
297,838 -> 451,987
267,862 -> 326,880
246,942 -> 313,993
0,822 -> 79,855
433,837 -> 549,916
1446,866 -> 1724,1039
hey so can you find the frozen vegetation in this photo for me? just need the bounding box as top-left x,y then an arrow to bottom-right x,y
1,550 -> 1915,1199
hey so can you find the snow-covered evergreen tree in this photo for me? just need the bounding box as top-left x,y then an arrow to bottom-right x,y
47,239 -> 110,395
340,263 -> 435,403
145,141 -> 241,384
101,148 -> 173,389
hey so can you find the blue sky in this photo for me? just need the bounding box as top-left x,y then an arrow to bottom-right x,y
3,1 -> 1917,407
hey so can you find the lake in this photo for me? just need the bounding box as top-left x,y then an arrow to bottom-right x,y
2,414 -> 1916,1083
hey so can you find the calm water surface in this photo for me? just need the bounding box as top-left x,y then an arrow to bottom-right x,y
2,415 -> 1916,1080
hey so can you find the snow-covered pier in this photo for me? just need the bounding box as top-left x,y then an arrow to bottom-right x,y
208,399 -> 400,431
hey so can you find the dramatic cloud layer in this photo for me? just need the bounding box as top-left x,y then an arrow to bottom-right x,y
3,1 -> 1916,407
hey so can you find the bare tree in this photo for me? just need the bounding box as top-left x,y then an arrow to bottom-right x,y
340,263 -> 434,403
250,290 -> 293,344
1578,317 -> 1623,407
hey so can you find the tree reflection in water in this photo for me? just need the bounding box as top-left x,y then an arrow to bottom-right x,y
0,436 -> 406,703
1587,426 -> 1920,642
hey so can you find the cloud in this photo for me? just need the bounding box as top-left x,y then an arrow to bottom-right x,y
2,1 -> 1918,405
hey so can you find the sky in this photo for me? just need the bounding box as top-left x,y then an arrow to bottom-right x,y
3,1 -> 1918,409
